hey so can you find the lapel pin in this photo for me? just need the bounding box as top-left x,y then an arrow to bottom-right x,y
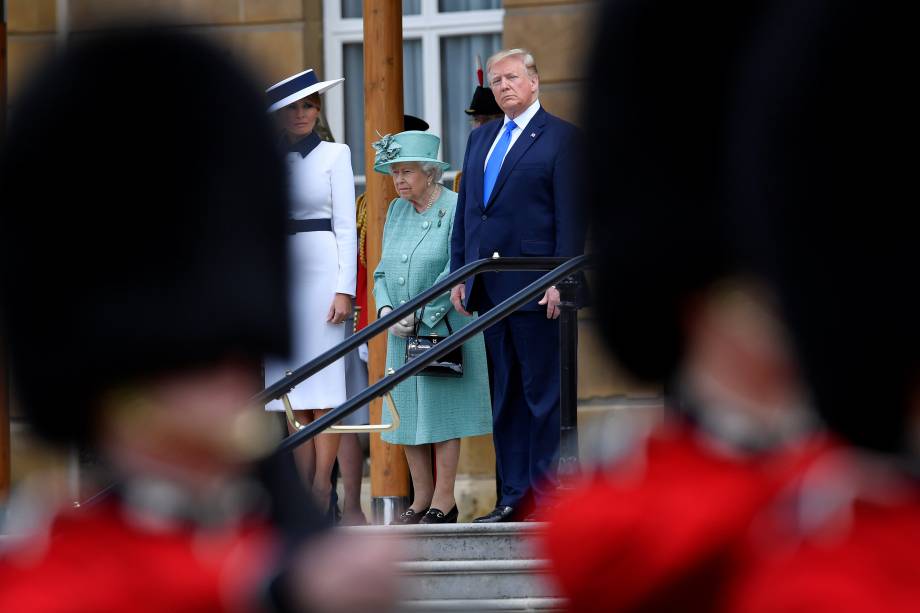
530,132 -> 536,138
437,208 -> 447,227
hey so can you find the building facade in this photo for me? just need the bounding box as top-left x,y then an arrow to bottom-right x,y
4,0 -> 656,494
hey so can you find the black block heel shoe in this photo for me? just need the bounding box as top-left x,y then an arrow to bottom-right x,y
394,507 -> 428,525
419,505 -> 459,524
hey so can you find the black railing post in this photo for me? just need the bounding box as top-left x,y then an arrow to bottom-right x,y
556,274 -> 580,486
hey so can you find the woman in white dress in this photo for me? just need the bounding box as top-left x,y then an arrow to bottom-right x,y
264,69 -> 357,510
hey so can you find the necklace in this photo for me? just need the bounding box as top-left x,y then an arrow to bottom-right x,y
423,185 -> 441,212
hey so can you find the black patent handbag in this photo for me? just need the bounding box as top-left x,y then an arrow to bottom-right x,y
404,306 -> 464,378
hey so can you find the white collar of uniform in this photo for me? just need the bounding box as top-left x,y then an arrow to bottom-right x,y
503,98 -> 541,133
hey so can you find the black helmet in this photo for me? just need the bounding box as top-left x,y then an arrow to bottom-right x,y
464,86 -> 502,117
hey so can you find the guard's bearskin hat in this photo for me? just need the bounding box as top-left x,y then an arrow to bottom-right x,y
587,0 -> 918,454
0,27 -> 291,447
582,1 -> 769,383
728,0 -> 918,453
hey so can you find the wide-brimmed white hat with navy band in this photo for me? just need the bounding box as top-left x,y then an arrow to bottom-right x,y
266,69 -> 344,113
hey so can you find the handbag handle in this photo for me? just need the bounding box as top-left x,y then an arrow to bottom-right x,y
414,302 -> 454,336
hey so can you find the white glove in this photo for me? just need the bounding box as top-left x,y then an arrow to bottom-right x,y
390,314 -> 415,338
381,306 -> 415,337
358,343 -> 369,363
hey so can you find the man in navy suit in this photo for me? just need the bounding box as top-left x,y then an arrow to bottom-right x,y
450,48 -> 583,522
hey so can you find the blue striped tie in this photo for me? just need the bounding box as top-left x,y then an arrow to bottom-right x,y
483,120 -> 517,206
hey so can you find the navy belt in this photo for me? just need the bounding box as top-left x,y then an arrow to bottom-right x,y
287,218 -> 332,234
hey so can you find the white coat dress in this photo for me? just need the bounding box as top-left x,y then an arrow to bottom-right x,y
265,139 -> 357,411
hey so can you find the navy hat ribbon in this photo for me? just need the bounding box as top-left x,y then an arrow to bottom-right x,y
267,70 -> 319,108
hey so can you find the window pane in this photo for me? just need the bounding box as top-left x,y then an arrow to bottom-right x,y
439,0 -> 501,12
342,0 -> 421,18
343,40 -> 425,174
343,44 -> 365,173
403,39 -> 423,119
439,33 -> 503,171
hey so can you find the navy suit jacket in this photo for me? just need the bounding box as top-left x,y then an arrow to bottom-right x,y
450,106 -> 584,312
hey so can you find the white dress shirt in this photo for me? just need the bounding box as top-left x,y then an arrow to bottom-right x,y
483,98 -> 542,171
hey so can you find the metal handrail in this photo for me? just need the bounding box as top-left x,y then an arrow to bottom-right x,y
74,255 -> 589,507
271,255 -> 590,456
256,256 -> 574,405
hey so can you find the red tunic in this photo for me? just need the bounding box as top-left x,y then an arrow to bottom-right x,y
356,256 -> 369,331
726,456 -> 920,612
0,500 -> 278,612
539,424 -> 827,612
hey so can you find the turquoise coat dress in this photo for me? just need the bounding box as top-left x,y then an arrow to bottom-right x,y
373,188 -> 492,445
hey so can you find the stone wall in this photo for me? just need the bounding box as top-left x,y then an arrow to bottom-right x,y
3,0 -> 326,488
6,0 -> 322,109
502,0 -> 594,125
7,0 -> 649,401
3,0 -> 657,493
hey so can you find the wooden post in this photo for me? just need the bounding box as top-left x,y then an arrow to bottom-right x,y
363,0 -> 409,524
1,0 -> 10,501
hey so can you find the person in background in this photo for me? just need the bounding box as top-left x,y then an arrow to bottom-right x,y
373,130 -> 492,524
0,27 -> 395,612
453,57 -> 503,193
339,113 -> 430,525
336,303 -> 370,525
450,48 -> 584,523
263,68 -> 357,515
466,55 -> 504,129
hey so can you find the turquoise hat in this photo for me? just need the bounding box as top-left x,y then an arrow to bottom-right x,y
372,130 -> 450,174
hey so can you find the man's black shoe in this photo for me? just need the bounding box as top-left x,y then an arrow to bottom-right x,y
472,505 -> 515,523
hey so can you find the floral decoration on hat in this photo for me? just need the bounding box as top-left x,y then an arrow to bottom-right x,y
372,134 -> 402,166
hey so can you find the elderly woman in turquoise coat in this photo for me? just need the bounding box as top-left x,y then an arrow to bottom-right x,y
372,131 -> 492,524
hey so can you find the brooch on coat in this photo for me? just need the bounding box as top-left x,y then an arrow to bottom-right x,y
437,208 -> 447,227
371,133 -> 401,165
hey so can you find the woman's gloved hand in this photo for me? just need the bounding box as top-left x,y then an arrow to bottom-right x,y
379,306 -> 413,338
390,312 -> 415,338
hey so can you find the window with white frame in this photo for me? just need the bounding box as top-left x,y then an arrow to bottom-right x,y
323,0 -> 504,191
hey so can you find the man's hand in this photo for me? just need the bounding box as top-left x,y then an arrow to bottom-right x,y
537,286 -> 561,319
450,284 -> 472,316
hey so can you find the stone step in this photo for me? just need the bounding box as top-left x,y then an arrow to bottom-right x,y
399,597 -> 567,611
347,523 -> 562,608
346,522 -> 546,561
397,559 -> 555,601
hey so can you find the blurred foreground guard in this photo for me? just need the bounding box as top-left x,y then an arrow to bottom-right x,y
542,1 -> 920,611
539,2 -> 829,610
723,1 -> 920,610
0,27 -> 396,612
